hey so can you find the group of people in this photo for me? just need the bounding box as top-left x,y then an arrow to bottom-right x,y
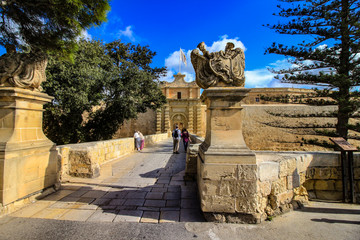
133,130 -> 145,151
134,126 -> 192,154
172,125 -> 191,154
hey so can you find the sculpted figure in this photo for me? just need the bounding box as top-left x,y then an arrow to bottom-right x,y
191,42 -> 245,89
0,45 -> 48,91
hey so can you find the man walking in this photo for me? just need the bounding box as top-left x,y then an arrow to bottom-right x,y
172,125 -> 181,154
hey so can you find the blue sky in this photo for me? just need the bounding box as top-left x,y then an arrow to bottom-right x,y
83,0 -> 308,88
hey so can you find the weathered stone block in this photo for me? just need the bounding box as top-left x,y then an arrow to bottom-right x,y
258,162 -> 279,182
335,180 -> 343,191
295,154 -> 313,173
309,153 -> 340,167
258,181 -> 271,196
219,180 -> 237,196
314,180 -> 336,191
277,191 -> 294,205
199,180 -> 218,196
287,173 -> 300,190
279,158 -> 297,177
303,180 -> 315,190
235,195 -> 258,214
237,164 -> 257,180
270,178 -> 287,195
315,190 -> 342,201
313,168 -> 332,179
236,180 -> 257,197
201,195 -> 235,213
202,164 -> 237,181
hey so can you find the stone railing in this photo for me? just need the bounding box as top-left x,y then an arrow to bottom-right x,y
57,133 -> 168,178
189,135 -> 360,222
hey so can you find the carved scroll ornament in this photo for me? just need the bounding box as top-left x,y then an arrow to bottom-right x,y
191,42 -> 245,89
0,50 -> 48,91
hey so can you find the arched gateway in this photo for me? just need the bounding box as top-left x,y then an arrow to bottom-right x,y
156,73 -> 206,136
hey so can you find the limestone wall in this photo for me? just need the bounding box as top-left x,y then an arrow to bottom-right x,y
257,152 -> 360,216
242,104 -> 360,151
57,133 -> 168,178
113,109 -> 157,138
190,135 -> 360,222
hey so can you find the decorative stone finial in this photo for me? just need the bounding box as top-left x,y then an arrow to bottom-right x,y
191,41 -> 245,89
0,51 -> 48,91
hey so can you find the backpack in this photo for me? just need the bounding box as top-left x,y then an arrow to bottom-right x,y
173,130 -> 179,138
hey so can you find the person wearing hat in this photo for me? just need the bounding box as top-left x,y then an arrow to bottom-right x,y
172,125 -> 181,154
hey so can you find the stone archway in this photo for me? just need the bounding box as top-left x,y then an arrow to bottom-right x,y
171,113 -> 187,131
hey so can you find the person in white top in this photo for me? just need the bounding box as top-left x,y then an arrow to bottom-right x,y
134,130 -> 141,151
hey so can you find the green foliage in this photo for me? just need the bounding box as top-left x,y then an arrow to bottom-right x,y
43,39 -> 167,145
265,0 -> 360,140
0,0 -> 110,58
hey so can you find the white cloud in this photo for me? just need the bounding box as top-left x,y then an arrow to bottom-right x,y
245,69 -> 275,88
205,34 -> 246,52
118,25 -> 136,42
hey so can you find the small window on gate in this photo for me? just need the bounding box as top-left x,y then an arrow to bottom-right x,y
177,92 -> 181,99
255,97 -> 260,102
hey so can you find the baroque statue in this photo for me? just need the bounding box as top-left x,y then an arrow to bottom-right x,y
191,42 -> 245,89
0,45 -> 47,91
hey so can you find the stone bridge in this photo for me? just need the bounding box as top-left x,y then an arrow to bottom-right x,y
6,138 -> 204,223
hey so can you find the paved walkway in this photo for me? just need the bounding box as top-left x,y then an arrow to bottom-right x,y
1,139 -> 360,239
8,138 -> 204,223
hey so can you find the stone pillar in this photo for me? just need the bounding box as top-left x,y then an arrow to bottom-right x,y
197,87 -> 259,223
188,105 -> 194,133
156,108 -> 162,133
0,88 -> 58,206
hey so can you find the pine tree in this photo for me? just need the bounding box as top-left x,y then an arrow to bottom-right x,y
265,0 -> 360,140
0,0 -> 110,57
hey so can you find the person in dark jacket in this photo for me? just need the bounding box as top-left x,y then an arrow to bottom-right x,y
181,128 -> 191,153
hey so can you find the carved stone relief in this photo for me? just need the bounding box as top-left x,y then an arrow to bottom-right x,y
191,42 -> 245,89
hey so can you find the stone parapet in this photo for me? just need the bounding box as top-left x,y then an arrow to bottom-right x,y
190,134 -> 360,223
57,133 -> 168,178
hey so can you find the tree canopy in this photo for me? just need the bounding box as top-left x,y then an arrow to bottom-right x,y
0,0 -> 110,57
265,0 -> 360,140
43,39 -> 167,145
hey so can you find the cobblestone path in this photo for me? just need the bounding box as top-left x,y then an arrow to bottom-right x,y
9,139 -> 205,223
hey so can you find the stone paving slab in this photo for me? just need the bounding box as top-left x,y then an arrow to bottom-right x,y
160,211 -> 180,223
114,210 -> 143,222
86,210 -> 117,222
8,139 -> 204,224
58,209 -> 96,221
140,211 -> 160,223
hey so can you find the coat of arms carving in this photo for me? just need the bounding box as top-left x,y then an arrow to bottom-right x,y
191,42 -> 245,89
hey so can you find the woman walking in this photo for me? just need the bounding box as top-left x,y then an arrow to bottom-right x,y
134,130 -> 141,151
181,128 -> 191,153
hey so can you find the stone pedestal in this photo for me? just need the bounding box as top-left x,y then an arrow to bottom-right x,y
197,87 -> 259,223
0,88 -> 58,206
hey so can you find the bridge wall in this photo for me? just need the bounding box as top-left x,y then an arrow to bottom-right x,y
57,133 -> 168,179
189,136 -> 360,222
